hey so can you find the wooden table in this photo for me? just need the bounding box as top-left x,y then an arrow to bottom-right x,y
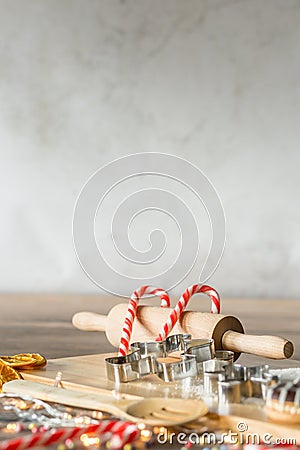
0,294 -> 300,446
0,294 -> 299,364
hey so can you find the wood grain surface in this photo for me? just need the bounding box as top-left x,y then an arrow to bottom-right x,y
13,355 -> 300,442
0,294 -> 299,445
0,294 -> 299,364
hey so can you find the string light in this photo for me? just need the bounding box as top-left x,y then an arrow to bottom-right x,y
0,396 -> 140,450
5,423 -> 23,433
80,433 -> 101,447
123,445 -> 133,450
140,428 -> 152,442
57,444 -> 66,450
65,438 -> 75,449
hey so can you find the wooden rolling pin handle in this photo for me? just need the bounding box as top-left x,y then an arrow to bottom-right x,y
72,312 -> 107,332
222,330 -> 294,359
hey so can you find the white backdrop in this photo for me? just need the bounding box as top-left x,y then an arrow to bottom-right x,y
0,0 -> 299,298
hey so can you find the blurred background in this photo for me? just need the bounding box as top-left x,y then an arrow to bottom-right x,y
0,0 -> 299,299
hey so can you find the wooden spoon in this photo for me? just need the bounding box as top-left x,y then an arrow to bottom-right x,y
3,380 -> 208,426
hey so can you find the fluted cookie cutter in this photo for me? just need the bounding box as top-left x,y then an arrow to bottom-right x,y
105,334 -> 215,383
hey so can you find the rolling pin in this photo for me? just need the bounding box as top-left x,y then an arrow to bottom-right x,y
72,305 -> 294,360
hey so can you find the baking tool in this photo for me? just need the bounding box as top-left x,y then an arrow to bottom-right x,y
203,358 -> 230,374
105,352 -> 197,383
156,283 -> 220,341
131,333 -> 192,357
204,371 -> 225,397
269,367 -> 300,381
11,354 -> 300,442
118,286 -> 170,357
214,350 -> 234,364
218,380 -> 241,404
3,380 -> 208,426
72,306 -> 294,360
106,334 -> 215,382
105,348 -> 157,383
203,362 -> 279,403
184,338 -> 215,363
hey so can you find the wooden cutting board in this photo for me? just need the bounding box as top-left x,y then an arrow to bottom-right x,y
20,353 -> 300,442
21,353 -> 182,398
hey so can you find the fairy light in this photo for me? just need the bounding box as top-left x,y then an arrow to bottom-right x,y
5,423 -> 21,433
80,433 -> 101,447
74,416 -> 85,424
183,443 -> 194,449
140,428 -> 152,442
0,393 -> 140,449
65,438 -> 75,449
153,426 -> 166,434
57,444 -> 66,450
92,411 -> 103,420
123,445 -> 132,450
6,399 -> 29,411
6,423 -> 16,432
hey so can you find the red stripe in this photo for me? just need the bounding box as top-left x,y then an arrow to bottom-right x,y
120,337 -> 129,349
122,429 -> 140,446
177,302 -> 184,313
44,430 -> 66,445
170,313 -> 177,326
141,285 -> 148,296
201,285 -> 210,292
211,297 -> 220,313
119,285 -> 170,354
124,317 -> 133,329
192,284 -> 198,295
122,327 -> 130,339
2,437 -> 25,450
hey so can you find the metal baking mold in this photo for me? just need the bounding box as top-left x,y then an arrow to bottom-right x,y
202,362 -> 279,403
105,334 -> 214,383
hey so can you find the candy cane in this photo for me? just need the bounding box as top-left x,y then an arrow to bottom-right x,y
118,286 -> 170,356
156,284 -> 220,342
0,422 -> 139,450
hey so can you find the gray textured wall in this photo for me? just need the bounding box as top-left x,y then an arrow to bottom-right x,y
0,0 -> 299,297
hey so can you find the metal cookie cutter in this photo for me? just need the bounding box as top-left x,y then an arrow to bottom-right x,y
105,347 -> 156,383
184,337 -> 215,364
105,334 -> 214,383
220,364 -> 278,400
203,361 -> 278,404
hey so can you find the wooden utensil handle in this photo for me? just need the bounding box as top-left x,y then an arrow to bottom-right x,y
222,330 -> 294,359
3,380 -> 129,419
72,312 -> 107,331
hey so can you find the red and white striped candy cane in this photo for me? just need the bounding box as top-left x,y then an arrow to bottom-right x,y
118,285 -> 170,356
156,284 -> 220,342
0,421 -> 139,450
